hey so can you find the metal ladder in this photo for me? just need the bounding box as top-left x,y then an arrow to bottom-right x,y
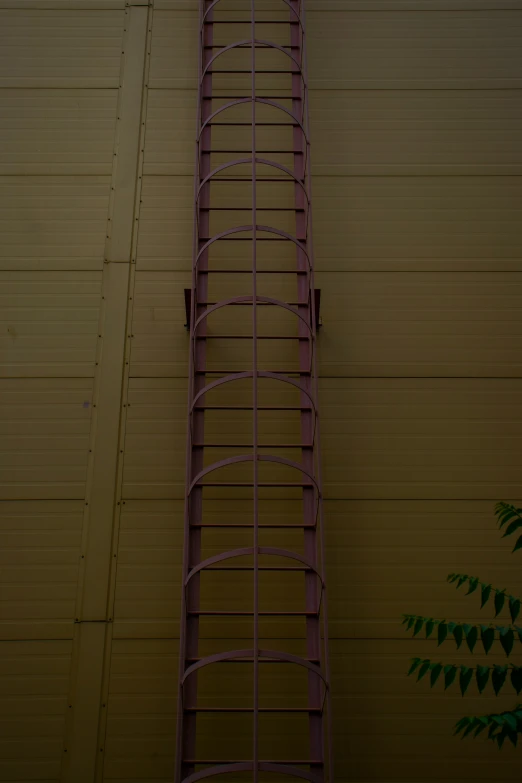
175,2 -> 332,781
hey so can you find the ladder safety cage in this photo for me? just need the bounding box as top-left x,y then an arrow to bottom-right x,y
176,1 -> 333,781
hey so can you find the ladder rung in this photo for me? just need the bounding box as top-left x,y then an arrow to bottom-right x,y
193,406 -> 309,413
204,45 -> 300,50
194,481 -> 314,487
203,20 -> 299,24
194,371 -> 310,376
196,335 -> 304,340
184,707 -> 322,713
203,95 -> 301,99
195,302 -> 308,306
185,607 -> 316,616
184,760 -> 322,765
189,566 -> 313,572
198,238 -> 307,243
198,268 -> 307,272
191,523 -> 315,529
206,177 -> 305,183
207,70 -> 301,75
202,149 -> 302,154
199,208 -> 305,213
207,122 -> 298,126
192,443 -> 311,448
186,659 -> 320,666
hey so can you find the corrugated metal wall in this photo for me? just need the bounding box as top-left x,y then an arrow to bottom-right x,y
1,0 -> 522,781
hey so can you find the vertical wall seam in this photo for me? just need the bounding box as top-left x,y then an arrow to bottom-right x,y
96,8 -> 154,779
60,6 -> 150,780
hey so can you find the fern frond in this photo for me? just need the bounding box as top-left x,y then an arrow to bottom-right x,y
494,503 -> 522,552
455,707 -> 522,748
402,614 -> 522,656
446,574 -> 522,621
406,658 -> 522,696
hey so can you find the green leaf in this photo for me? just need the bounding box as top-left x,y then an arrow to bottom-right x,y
510,597 -> 521,624
413,617 -> 423,637
466,578 -> 479,596
474,717 -> 489,738
476,665 -> 490,694
408,657 -> 422,676
481,584 -> 492,608
466,625 -> 478,653
444,664 -> 457,690
492,665 -> 508,696
454,716 -> 470,736
513,534 -> 522,553
507,730 -> 518,748
481,625 -> 495,655
488,721 -> 498,739
447,573 -> 458,583
503,518 -> 522,538
515,626 -> 522,645
417,659 -> 431,682
459,666 -> 473,696
499,628 -> 514,657
406,616 -> 415,631
425,619 -> 435,639
496,504 -> 520,528
438,622 -> 448,646
453,624 -> 464,649
496,508 -> 518,529
457,575 -> 467,588
503,712 -> 518,732
462,719 -> 477,738
497,730 -> 507,749
510,667 -> 522,695
447,621 -> 456,635
494,591 -> 506,617
430,663 -> 443,687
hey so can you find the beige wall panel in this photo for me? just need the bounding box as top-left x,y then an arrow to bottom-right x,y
313,176 -> 522,269
0,271 -> 101,379
143,88 -> 194,176
0,500 -> 83,640
306,10 -> 522,89
317,272 -> 522,378
0,0 -> 516,780
113,498 -> 308,639
0,640 -> 71,781
309,89 -> 522,176
0,0 -> 125,7
156,0 -> 522,9
0,379 -> 92,500
111,496 -> 521,639
0,90 -> 118,176
137,177 -> 192,270
320,378 -> 522,498
122,378 -> 521,500
0,9 -> 124,87
103,638 -> 521,782
130,271 -> 302,378
137,176 -> 297,272
144,87 -> 522,176
0,176 -> 110,272
138,175 -> 522,273
149,7 -> 522,90
128,271 -> 522,378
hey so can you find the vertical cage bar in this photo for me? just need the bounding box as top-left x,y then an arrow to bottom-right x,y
250,2 -> 259,782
